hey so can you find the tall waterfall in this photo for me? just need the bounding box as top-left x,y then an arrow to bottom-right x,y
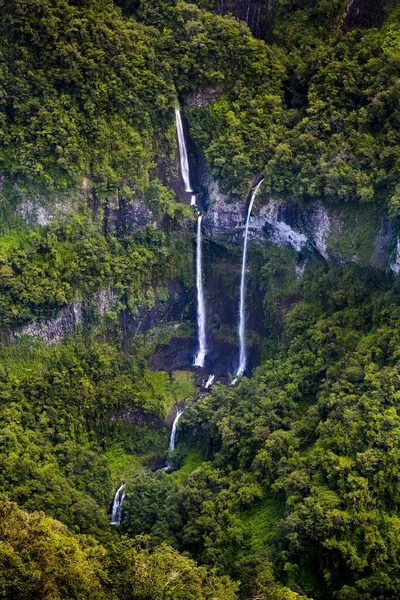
169,409 -> 183,452
194,215 -> 207,367
175,107 -> 206,366
235,179 -> 264,378
110,482 -> 126,526
175,108 -> 193,194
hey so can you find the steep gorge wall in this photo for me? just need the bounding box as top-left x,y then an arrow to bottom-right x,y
216,0 -> 267,38
214,0 -> 388,38
200,167 -> 395,272
12,158 -> 397,379
9,105 -> 398,380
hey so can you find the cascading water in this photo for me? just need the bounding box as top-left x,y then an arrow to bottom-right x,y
175,107 -> 207,366
235,179 -> 264,379
246,0 -> 251,24
204,374 -> 215,389
163,409 -> 183,470
194,215 -> 207,367
110,482 -> 126,526
169,409 -> 183,452
175,108 -> 193,194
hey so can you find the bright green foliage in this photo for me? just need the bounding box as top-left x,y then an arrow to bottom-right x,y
0,496 -> 106,599
0,332 -> 178,534
120,264 -> 400,598
0,1 -> 399,599
1,0 -> 398,207
0,497 -> 239,599
182,1 -> 400,205
0,206 -> 191,326
107,536 -> 239,599
0,0 -> 176,196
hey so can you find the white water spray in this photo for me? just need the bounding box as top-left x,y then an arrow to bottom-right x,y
110,482 -> 126,525
194,215 -> 207,367
235,179 -> 264,378
175,108 -> 193,193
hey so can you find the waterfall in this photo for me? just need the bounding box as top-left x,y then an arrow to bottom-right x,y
390,237 -> 400,275
162,408 -> 183,471
204,374 -> 215,389
194,215 -> 207,367
246,0 -> 251,24
175,108 -> 193,193
235,179 -> 264,378
169,409 -> 183,452
110,482 -> 126,526
175,106 -> 206,365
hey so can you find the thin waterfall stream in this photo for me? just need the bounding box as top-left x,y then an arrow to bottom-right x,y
194,215 -> 207,367
175,108 -> 192,194
204,374 -> 215,389
110,482 -> 126,526
175,107 -> 207,367
169,409 -> 183,452
163,409 -> 183,471
235,179 -> 264,380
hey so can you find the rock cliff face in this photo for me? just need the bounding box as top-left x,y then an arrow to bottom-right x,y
187,85 -> 225,108
103,198 -> 154,236
19,198 -> 78,226
202,175 -> 394,271
214,0 -> 388,38
343,0 -> 388,31
124,279 -> 194,340
11,302 -> 84,345
216,0 -> 267,38
11,289 -> 116,345
10,144 -> 397,374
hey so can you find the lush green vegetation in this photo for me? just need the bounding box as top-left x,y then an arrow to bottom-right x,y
0,202 -> 192,326
2,0 -> 399,210
0,332 -> 168,533
122,263 -> 400,599
185,0 -> 400,207
0,496 -> 239,599
0,0 -> 177,196
0,0 -> 400,599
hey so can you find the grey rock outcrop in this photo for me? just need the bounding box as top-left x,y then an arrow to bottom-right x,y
187,84 -> 224,108
11,302 -> 83,345
202,184 -> 324,255
19,198 -> 78,226
202,175 -> 393,270
10,288 -> 118,345
104,199 -> 154,236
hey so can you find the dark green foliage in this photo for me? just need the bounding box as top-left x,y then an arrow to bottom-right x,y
0,1 -> 400,599
182,1 -> 400,205
118,263 -> 400,598
0,333 -> 174,534
2,0 -> 398,207
0,205 -> 192,326
0,0 -> 176,195
0,496 -> 239,599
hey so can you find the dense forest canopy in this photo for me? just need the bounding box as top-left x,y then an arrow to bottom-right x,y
0,0 -> 399,205
0,1 -> 400,599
